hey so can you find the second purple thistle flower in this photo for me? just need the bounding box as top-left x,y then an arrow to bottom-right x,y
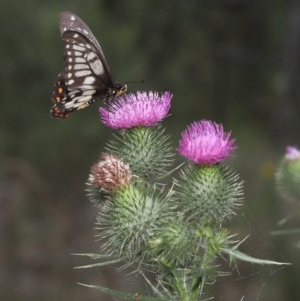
178,120 -> 236,165
100,91 -> 173,129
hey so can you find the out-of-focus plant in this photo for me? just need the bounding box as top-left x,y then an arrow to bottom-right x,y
274,147 -> 300,230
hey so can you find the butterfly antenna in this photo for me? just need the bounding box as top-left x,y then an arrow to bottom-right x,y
125,79 -> 144,85
124,61 -> 144,84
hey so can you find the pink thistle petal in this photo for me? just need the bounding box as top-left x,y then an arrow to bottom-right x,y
178,120 -> 236,165
100,91 -> 172,129
285,146 -> 300,160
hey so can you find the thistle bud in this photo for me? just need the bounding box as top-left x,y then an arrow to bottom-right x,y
88,153 -> 132,194
276,146 -> 300,201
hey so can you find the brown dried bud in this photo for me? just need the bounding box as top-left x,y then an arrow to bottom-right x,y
90,153 -> 132,192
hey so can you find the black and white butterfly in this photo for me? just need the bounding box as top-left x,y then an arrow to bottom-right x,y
51,11 -> 127,118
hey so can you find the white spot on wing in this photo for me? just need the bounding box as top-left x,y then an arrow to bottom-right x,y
69,97 -> 81,103
67,51 -> 71,55
72,45 -> 85,51
69,58 -> 73,62
68,79 -> 75,85
70,15 -> 75,21
67,73 -> 72,78
68,89 -> 80,95
86,44 -> 92,49
65,95 -> 92,108
64,27 -> 67,31
73,34 -> 78,38
83,29 -> 88,34
90,59 -> 104,76
86,52 -> 97,61
65,99 -> 85,109
75,57 -> 85,63
74,64 -> 88,70
85,53 -> 104,75
66,45 -> 70,49
74,51 -> 82,56
68,65 -> 72,70
75,70 -> 92,77
82,90 -> 96,96
79,85 -> 94,89
83,76 -> 96,84
78,95 -> 92,103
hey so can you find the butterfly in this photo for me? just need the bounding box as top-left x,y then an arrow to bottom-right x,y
51,11 -> 127,118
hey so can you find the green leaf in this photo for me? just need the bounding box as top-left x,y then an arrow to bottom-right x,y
153,163 -> 185,182
71,253 -> 116,259
77,283 -> 170,301
74,256 -> 127,269
221,248 -> 290,266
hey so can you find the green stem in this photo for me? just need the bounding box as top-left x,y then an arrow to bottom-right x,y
174,271 -> 189,301
173,270 -> 201,301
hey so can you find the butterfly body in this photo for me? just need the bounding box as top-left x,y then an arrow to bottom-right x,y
51,11 -> 127,118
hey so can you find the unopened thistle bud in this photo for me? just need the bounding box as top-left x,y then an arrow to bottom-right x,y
89,153 -> 132,193
97,185 -> 172,257
149,219 -> 198,268
276,146 -> 300,201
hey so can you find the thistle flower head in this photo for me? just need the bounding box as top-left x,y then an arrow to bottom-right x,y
285,146 -> 300,160
100,91 -> 172,129
178,120 -> 236,165
89,153 -> 132,193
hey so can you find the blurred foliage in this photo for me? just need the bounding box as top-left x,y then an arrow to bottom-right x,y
1,0 -> 300,300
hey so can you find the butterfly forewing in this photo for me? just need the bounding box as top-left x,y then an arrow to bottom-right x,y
62,32 -> 108,89
51,11 -> 127,119
59,11 -> 107,66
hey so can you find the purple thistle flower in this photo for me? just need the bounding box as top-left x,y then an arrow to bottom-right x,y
178,120 -> 236,165
100,91 -> 172,129
285,146 -> 300,160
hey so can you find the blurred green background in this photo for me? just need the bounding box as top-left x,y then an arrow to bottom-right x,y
1,0 -> 300,300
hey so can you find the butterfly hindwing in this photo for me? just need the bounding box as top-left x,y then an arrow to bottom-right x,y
51,11 -> 127,119
51,71 -> 98,118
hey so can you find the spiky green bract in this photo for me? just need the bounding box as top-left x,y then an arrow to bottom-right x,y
107,126 -> 174,179
96,183 -> 173,258
276,156 -> 300,201
151,226 -> 230,301
86,176 -> 108,205
148,222 -> 230,285
196,227 -> 230,265
175,163 -> 243,225
148,219 -> 198,268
